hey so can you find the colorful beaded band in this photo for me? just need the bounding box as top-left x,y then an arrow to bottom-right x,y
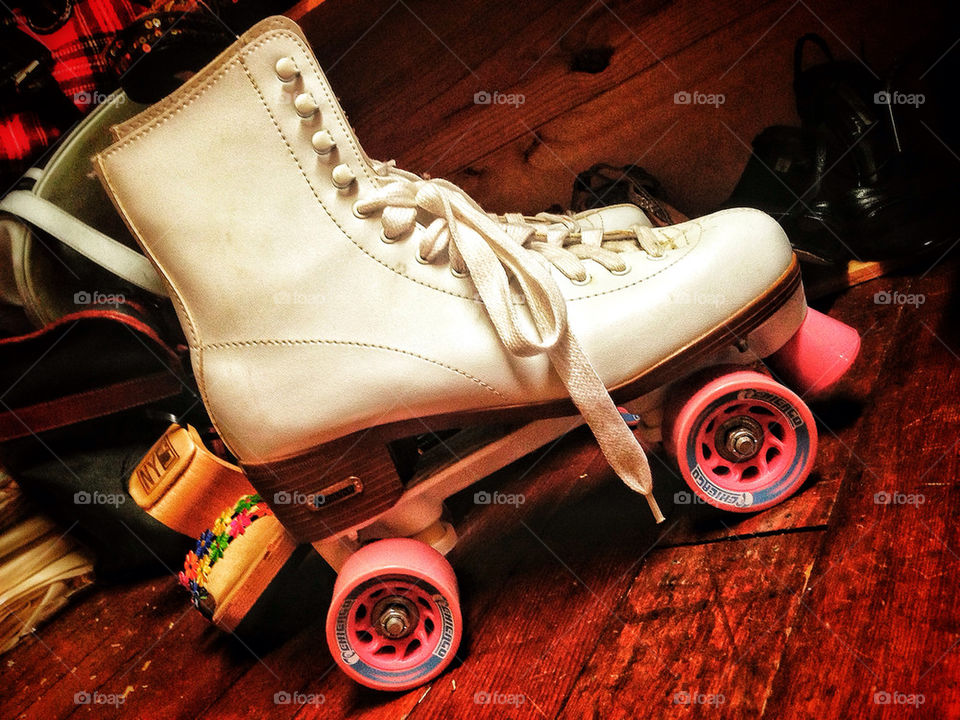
178,494 -> 273,610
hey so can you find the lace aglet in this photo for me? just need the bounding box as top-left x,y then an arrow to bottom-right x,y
645,493 -> 665,523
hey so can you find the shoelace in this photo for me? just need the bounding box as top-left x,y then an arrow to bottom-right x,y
525,211 -> 687,254
501,211 -> 690,283
355,168 -> 666,522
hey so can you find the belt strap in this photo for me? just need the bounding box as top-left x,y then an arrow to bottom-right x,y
0,371 -> 182,441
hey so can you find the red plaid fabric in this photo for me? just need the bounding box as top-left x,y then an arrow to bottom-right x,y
0,112 -> 61,163
15,1 -> 148,112
0,1 -> 286,183
1,1 -> 155,183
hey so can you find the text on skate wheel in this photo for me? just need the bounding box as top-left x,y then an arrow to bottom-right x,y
670,370 -> 817,512
325,538 -> 462,691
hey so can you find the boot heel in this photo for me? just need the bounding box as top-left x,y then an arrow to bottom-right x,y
242,431 -> 404,543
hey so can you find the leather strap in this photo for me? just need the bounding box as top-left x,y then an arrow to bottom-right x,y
0,371 -> 182,441
128,424 -> 255,538
0,189 -> 165,295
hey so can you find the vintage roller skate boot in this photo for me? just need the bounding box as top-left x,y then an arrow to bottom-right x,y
94,16 -> 857,690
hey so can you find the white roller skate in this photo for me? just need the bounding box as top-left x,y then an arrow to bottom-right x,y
94,16 -> 858,690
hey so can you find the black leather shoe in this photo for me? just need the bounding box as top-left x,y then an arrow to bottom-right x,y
724,34 -> 953,266
724,125 -> 848,266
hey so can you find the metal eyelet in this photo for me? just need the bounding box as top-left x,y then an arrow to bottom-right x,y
379,227 -> 398,244
415,250 -> 431,265
569,273 -> 592,286
450,267 -> 469,278
609,261 -> 631,276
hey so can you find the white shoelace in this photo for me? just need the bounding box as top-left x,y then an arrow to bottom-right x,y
356,167 -> 666,522
524,211 -> 687,253
499,211 -> 690,282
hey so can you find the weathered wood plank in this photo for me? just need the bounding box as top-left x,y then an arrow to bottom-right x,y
8,584 -> 251,720
557,533 -> 823,720
763,261 -> 960,718
306,0 -> 770,181
0,582 -> 170,720
423,0 -> 943,215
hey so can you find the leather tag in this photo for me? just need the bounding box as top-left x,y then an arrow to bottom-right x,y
128,424 -> 196,509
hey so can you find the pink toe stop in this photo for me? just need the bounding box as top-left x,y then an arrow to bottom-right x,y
770,307 -> 860,397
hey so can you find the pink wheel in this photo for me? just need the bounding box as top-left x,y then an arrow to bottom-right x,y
769,307 -> 860,397
325,538 -> 461,691
667,370 -> 818,512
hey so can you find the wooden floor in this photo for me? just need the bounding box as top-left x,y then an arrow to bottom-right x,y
2,0 -> 959,718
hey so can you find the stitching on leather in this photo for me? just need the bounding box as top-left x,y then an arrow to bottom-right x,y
100,58 -> 241,155
566,214 -> 784,302
95,29 -> 292,437
201,338 -> 504,398
557,210 -> 776,301
100,27 -> 727,312
240,33 -> 706,306
96,26 -> 775,394
237,33 -> 491,304
262,34 -> 375,187
569,232 -> 694,301
99,29 -> 291,156
92,166 -> 200,347
92,163 -> 211,422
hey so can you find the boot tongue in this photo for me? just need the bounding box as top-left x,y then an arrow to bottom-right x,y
577,204 -> 654,232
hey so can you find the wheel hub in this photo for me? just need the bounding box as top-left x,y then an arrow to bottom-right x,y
716,416 -> 764,462
372,596 -> 419,639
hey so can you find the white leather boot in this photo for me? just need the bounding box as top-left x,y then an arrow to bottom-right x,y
96,16 -> 823,544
